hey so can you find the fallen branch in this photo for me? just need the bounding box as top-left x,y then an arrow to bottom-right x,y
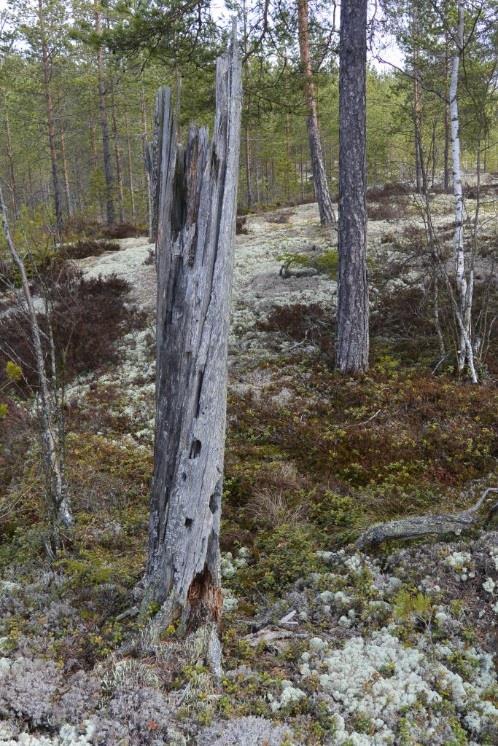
355,487 -> 498,550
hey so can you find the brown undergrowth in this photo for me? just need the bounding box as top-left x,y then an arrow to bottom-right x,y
222,356 -> 497,599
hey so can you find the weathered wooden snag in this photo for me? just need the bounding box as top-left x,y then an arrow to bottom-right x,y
355,488 -> 498,550
145,36 -> 242,640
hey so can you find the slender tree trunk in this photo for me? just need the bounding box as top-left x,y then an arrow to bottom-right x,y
336,0 -> 369,373
450,0 -> 477,382
124,111 -> 136,221
145,39 -> 241,653
431,119 -> 437,188
0,185 -> 72,547
4,104 -> 18,217
297,0 -> 335,226
140,85 -> 154,237
94,1 -> 115,226
60,121 -> 73,217
444,38 -> 451,192
38,0 -> 64,236
414,74 -> 423,192
111,86 -> 125,224
244,123 -> 254,209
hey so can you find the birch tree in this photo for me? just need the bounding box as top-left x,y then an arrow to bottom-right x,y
449,0 -> 477,382
144,35 -> 241,663
0,184 -> 72,551
336,0 -> 369,373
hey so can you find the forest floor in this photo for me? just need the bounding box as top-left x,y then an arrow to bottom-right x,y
0,190 -> 497,745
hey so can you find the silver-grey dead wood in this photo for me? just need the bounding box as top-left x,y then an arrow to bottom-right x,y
144,38 -> 242,643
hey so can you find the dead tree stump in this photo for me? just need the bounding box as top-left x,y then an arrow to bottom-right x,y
144,35 -> 242,646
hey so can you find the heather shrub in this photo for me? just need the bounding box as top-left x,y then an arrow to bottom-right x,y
0,269 -> 146,391
61,239 -> 120,260
101,222 -> 143,239
257,303 -> 334,357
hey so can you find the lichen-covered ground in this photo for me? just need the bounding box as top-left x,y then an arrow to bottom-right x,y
0,195 -> 497,744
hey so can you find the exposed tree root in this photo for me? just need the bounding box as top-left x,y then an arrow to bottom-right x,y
355,487 -> 498,550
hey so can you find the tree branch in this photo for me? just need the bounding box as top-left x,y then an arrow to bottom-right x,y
355,488 -> 498,550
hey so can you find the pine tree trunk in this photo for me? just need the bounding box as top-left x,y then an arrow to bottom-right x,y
60,121 -> 73,217
38,0 -> 64,237
297,0 -> 335,226
145,39 -> 242,639
140,85 -> 153,237
336,0 -> 369,373
94,2 -> 115,226
111,87 -> 125,224
244,123 -> 254,209
125,112 -> 136,221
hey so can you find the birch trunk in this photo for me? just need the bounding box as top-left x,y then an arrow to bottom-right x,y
297,0 -> 335,227
0,186 -> 72,546
449,0 -> 477,382
336,0 -> 369,373
145,37 -> 242,641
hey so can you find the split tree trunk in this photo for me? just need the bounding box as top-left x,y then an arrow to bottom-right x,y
336,0 -> 369,373
145,37 -> 242,637
297,0 -> 335,227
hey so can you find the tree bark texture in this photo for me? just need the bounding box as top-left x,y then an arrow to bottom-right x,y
145,38 -> 242,633
297,0 -> 335,227
336,0 -> 369,373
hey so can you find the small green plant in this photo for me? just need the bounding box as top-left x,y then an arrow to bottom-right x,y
394,589 -> 434,630
5,361 -> 22,382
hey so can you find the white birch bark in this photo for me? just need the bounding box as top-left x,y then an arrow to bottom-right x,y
449,0 -> 477,382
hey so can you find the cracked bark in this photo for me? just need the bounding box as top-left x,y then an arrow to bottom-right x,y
336,0 -> 369,373
145,36 -> 241,642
